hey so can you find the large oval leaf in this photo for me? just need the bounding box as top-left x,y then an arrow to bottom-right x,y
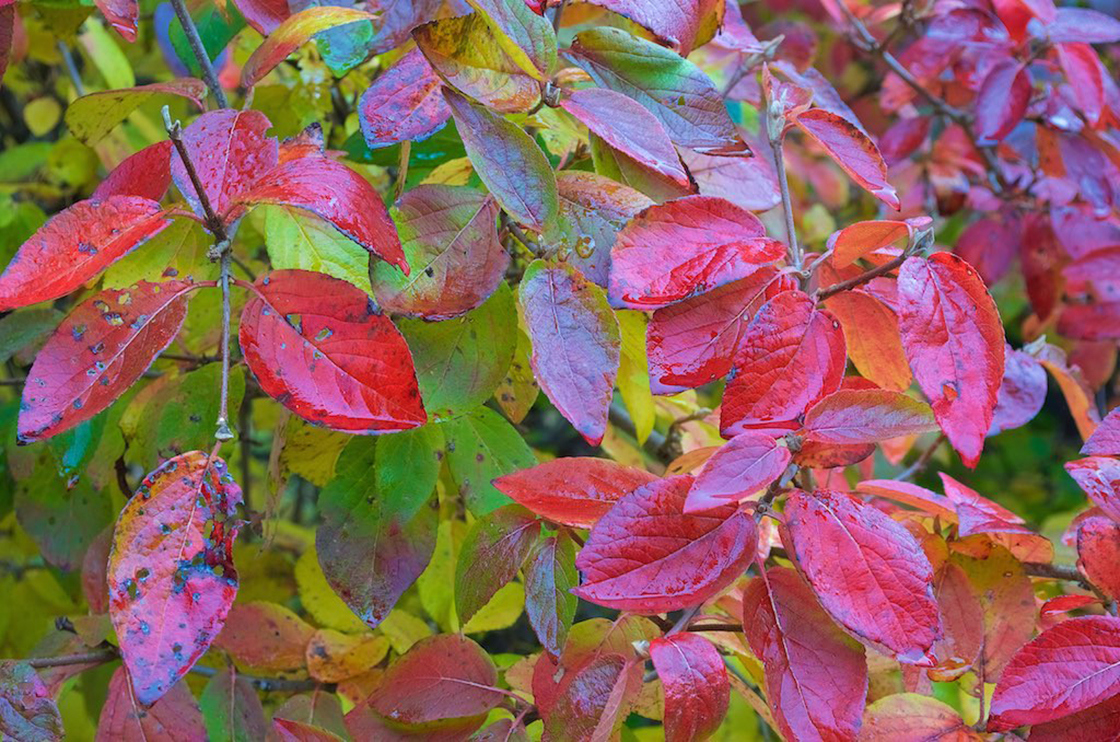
573,475 -> 757,613
802,389 -> 938,445
455,504 -> 540,624
65,79 -> 206,143
18,280 -> 193,443
108,451 -> 242,705
898,252 -> 1005,467
238,269 -> 426,433
92,141 -> 174,202
0,196 -> 171,311
782,489 -> 941,662
684,432 -> 790,513
794,108 -> 900,210
520,260 -> 620,445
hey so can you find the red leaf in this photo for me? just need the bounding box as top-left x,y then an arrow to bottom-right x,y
1066,456 -> 1120,522
647,269 -> 794,394
1040,594 -> 1100,619
372,186 -> 505,320
856,479 -> 958,521
989,615 -> 1120,730
741,567 -> 868,742
955,215 -> 1020,287
1029,692 -> 1120,742
878,116 -> 931,164
940,472 -> 1025,537
0,196 -> 171,311
18,280 -> 194,443
649,634 -> 729,742
232,0 -> 291,35
1084,407 -> 1120,456
273,718 -> 344,742
95,0 -> 137,41
607,195 -> 784,309
897,253 -> 1005,468
679,147 -> 780,212
492,457 -> 658,528
236,154 -> 407,273
783,489 -> 941,661
1078,517 -> 1120,600
684,432 -> 790,513
830,220 -> 910,268
520,260 -> 620,445
240,7 -> 376,88
794,108 -> 900,210
573,475 -> 758,613
238,270 -> 426,433
544,653 -> 641,740
990,345 -> 1047,435
974,60 -> 1031,145
455,505 -> 541,624
96,668 -> 205,740
803,389 -> 938,444
213,602 -> 315,673
721,290 -> 846,437
560,87 -> 689,188
358,47 -> 450,149
0,5 -> 13,87
170,109 -> 278,221
108,451 -> 242,705
92,141 -> 174,202
367,635 -> 503,727
1047,7 -> 1120,43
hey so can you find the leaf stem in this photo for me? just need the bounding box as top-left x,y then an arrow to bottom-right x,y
894,432 -> 946,481
56,41 -> 86,97
167,0 -> 228,108
215,249 -> 235,441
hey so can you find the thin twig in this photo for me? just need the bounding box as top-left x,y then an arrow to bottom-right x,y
167,0 -> 228,108
551,0 -> 567,32
770,138 -> 801,273
816,253 -> 907,301
25,649 -> 117,668
1023,562 -> 1083,583
163,107 -> 227,240
114,456 -> 133,499
57,42 -> 86,97
214,249 -> 235,441
688,623 -> 743,633
669,605 -> 703,635
895,433 -> 946,481
506,221 -> 545,258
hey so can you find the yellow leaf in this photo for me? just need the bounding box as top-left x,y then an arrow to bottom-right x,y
616,309 -> 655,444
462,581 -> 524,634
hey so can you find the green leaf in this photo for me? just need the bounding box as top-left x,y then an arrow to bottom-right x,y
443,88 -> 559,231
0,308 -> 63,365
263,205 -> 372,293
464,0 -> 557,80
454,504 -> 540,623
295,546 -> 369,633
102,218 -> 216,289
199,667 -> 267,742
462,581 -> 525,634
169,3 -> 246,77
79,18 -> 134,89
440,405 -> 536,516
316,20 -> 375,77
524,532 -> 579,655
399,282 -> 517,422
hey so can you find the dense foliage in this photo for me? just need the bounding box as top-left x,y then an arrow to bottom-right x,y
0,0 -> 1119,738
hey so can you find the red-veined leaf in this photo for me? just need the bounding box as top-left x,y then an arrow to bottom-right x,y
94,0 -> 137,41
831,220 -> 910,267
897,253 -> 1005,468
608,195 -> 784,310
741,567 -> 868,742
366,635 -> 503,730
240,7 -> 377,88
1066,456 -> 1120,522
455,505 -> 540,624
108,451 -> 241,705
823,288 -> 912,391
64,79 -> 206,143
988,615 -> 1120,730
238,270 -> 426,433
783,489 -> 941,661
370,185 -> 505,320
649,633 -> 729,742
684,432 -> 790,513
721,290 -> 847,437
1046,7 -> 1120,43
318,432 -> 440,630
492,457 -> 657,528
0,196 -> 171,311
568,27 -> 747,154
861,694 -> 977,741
560,87 -> 689,188
802,389 -> 938,444
524,532 -> 578,656
974,60 -> 1031,144
17,280 -> 193,443
443,88 -> 558,231
358,46 -> 450,149
96,668 -> 205,741
520,259 -> 620,445
1084,407 -> 1120,456
794,108 -> 900,210
573,475 -> 758,613
1078,517 -> 1120,600
92,141 -> 174,202
236,154 -> 406,273
647,270 -> 794,394
990,345 -> 1047,435
170,109 -> 278,221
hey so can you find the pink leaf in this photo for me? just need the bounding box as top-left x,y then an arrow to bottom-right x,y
607,195 -> 784,309
1078,516 -> 1120,600
974,60 -> 1031,144
1084,407 -> 1120,456
897,253 -> 1005,467
649,634 -> 729,742
92,141 -> 174,202
783,489 -> 941,661
96,668 -> 205,740
95,0 -> 138,41
794,108 -> 900,210
684,432 -> 790,513
989,345 -> 1047,435
1066,456 -> 1120,522
574,476 -> 758,613
1047,8 -> 1120,44
238,270 -> 426,433
721,290 -> 847,437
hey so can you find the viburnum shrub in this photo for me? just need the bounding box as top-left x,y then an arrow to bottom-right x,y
1,0 -> 1120,738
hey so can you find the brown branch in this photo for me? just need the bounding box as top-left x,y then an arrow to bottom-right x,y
688,623 -> 743,633
163,106 -> 227,240
1023,562 -> 1083,583
894,433 -> 946,481
26,648 -> 117,668
167,0 -> 228,108
114,456 -> 133,499
815,252 -> 908,301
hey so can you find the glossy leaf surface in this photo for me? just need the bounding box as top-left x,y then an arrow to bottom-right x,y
649,633 -> 728,742
684,432 -> 790,513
